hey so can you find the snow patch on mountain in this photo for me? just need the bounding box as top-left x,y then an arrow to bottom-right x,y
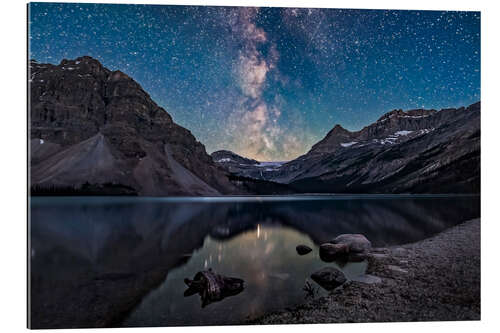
255,161 -> 286,168
419,128 -> 435,134
340,141 -> 358,147
394,130 -> 413,136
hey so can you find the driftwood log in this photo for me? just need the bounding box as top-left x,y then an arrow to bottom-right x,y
184,268 -> 245,307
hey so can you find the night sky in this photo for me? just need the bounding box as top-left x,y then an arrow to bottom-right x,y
29,3 -> 480,161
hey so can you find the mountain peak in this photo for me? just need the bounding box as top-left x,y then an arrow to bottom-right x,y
308,124 -> 354,154
328,124 -> 350,136
108,70 -> 131,82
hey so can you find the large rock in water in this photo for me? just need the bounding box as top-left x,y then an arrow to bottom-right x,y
332,234 -> 372,253
319,243 -> 349,262
29,56 -> 239,196
311,267 -> 347,290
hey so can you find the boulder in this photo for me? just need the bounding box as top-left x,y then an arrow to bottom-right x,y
296,244 -> 312,255
311,267 -> 347,290
319,243 -> 349,262
387,265 -> 408,274
392,247 -> 409,257
332,234 -> 372,253
347,252 -> 369,262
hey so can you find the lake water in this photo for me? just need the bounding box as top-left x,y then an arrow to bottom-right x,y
29,195 -> 480,328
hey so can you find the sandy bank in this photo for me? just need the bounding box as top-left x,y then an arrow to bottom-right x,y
252,218 -> 480,324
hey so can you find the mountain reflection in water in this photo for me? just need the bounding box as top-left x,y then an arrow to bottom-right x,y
29,195 -> 480,328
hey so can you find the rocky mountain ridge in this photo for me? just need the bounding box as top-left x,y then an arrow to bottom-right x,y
213,102 -> 480,193
309,106 -> 458,155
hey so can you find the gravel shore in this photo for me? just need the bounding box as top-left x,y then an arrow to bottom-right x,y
251,218 -> 480,324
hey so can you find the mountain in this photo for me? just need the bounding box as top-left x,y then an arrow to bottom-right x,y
214,102 -> 480,194
211,150 -> 258,167
29,56 -> 238,196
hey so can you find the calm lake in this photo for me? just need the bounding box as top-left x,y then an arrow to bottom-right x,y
29,195 -> 480,328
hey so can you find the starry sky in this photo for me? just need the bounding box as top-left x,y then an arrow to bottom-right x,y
28,3 -> 480,161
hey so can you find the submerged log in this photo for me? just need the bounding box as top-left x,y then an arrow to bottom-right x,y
184,268 -> 245,307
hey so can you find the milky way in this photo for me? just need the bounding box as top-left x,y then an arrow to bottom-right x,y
28,3 -> 480,161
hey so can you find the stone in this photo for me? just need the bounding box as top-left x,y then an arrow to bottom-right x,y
393,247 -> 409,257
352,274 -> 382,284
347,252 -> 368,262
387,265 -> 408,274
311,267 -> 347,290
319,243 -> 349,262
332,234 -> 372,253
296,245 -> 312,255
370,253 -> 389,260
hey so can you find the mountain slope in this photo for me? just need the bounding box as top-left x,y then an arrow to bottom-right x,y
32,133 -> 118,185
29,56 -> 237,195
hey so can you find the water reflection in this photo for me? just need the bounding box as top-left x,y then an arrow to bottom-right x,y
29,195 -> 480,328
124,225 -> 364,326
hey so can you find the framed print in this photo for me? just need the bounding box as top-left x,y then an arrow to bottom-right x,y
27,2 -> 480,329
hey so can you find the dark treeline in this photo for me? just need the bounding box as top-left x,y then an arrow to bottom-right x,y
30,182 -> 138,196
227,175 -> 295,195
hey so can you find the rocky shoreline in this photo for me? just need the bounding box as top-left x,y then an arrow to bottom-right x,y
251,218 -> 480,324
